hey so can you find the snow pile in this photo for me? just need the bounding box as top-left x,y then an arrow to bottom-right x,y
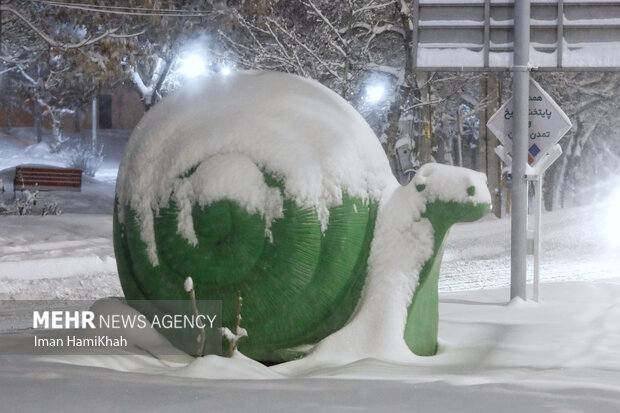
275,279 -> 620,380
36,297 -> 280,379
564,42 -> 620,67
418,43 -> 620,69
413,163 -> 491,205
23,142 -> 54,157
0,139 -> 65,177
173,351 -> 281,380
116,71 -> 394,264
183,276 -> 193,293
297,182 -> 432,364
173,154 -> 284,245
38,277 -> 620,397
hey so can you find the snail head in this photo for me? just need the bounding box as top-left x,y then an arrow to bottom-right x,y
412,163 -> 492,226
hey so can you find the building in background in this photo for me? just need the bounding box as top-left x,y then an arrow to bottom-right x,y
0,82 -> 144,137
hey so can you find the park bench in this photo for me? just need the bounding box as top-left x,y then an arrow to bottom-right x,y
13,166 -> 82,194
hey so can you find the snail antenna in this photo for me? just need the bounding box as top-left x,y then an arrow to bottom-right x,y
222,292 -> 248,357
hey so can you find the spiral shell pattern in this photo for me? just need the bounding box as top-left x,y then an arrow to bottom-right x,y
114,180 -> 378,360
113,72 -> 394,361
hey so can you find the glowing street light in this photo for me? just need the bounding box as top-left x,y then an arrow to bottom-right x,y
365,84 -> 385,103
179,53 -> 207,78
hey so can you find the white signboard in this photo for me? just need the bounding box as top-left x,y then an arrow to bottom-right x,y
413,1 -> 620,71
487,79 -> 572,167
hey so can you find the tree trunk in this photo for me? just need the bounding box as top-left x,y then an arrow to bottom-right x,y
481,72 -> 502,218
382,1 -> 416,182
417,72 -> 433,164
3,107 -> 12,133
145,58 -> 173,111
74,105 -> 81,134
34,100 -> 43,143
554,146 -> 570,209
383,88 -> 408,181
51,116 -> 61,145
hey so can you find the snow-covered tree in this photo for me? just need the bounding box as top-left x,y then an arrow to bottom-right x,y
533,72 -> 620,210
0,0 -> 142,143
431,73 -> 492,169
223,0 -> 372,97
224,0 -> 442,179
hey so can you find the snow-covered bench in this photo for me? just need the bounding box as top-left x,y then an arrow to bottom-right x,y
13,166 -> 82,194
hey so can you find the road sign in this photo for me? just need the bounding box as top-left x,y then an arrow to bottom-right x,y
487,78 -> 572,168
412,0 -> 620,71
495,143 -> 563,177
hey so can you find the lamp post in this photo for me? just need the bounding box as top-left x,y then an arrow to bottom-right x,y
510,0 -> 531,300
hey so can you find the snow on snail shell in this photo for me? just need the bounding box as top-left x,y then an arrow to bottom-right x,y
113,71 -> 491,362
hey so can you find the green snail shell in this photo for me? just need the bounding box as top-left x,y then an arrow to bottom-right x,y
114,188 -> 378,360
113,71 -> 393,361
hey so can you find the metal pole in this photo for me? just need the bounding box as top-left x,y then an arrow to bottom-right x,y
483,0 -> 490,68
457,107 -> 463,167
0,8 -> 3,62
91,96 -> 97,147
412,0 -> 419,69
533,176 -> 542,301
511,0 -> 530,300
557,0 -> 564,69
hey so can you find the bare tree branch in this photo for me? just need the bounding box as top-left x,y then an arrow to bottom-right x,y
0,5 -> 141,50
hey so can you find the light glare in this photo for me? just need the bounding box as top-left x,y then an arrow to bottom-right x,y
365,84 -> 385,102
180,53 -> 206,78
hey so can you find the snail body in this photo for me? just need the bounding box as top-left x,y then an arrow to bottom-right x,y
113,72 -> 490,362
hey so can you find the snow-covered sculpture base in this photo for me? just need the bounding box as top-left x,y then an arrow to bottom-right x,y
113,71 -> 491,362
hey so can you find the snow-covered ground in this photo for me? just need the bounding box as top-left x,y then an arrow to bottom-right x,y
0,131 -> 120,299
0,129 -> 124,186
3,278 -> 620,412
1,131 -> 620,412
443,204 -> 620,292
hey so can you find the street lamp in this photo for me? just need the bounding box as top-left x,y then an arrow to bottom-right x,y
179,53 -> 207,78
365,84 -> 385,103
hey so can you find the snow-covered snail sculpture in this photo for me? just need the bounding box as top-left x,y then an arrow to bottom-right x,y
113,71 -> 491,363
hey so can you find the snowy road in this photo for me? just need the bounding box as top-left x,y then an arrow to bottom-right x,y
442,203 -> 619,293
2,357 -> 619,413
0,201 -> 617,301
0,214 -> 121,300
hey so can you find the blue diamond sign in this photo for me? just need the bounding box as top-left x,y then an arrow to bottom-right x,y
487,78 -> 572,168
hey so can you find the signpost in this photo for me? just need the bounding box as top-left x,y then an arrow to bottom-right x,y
487,79 -> 572,168
405,0 -> 620,302
488,79 -> 571,301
